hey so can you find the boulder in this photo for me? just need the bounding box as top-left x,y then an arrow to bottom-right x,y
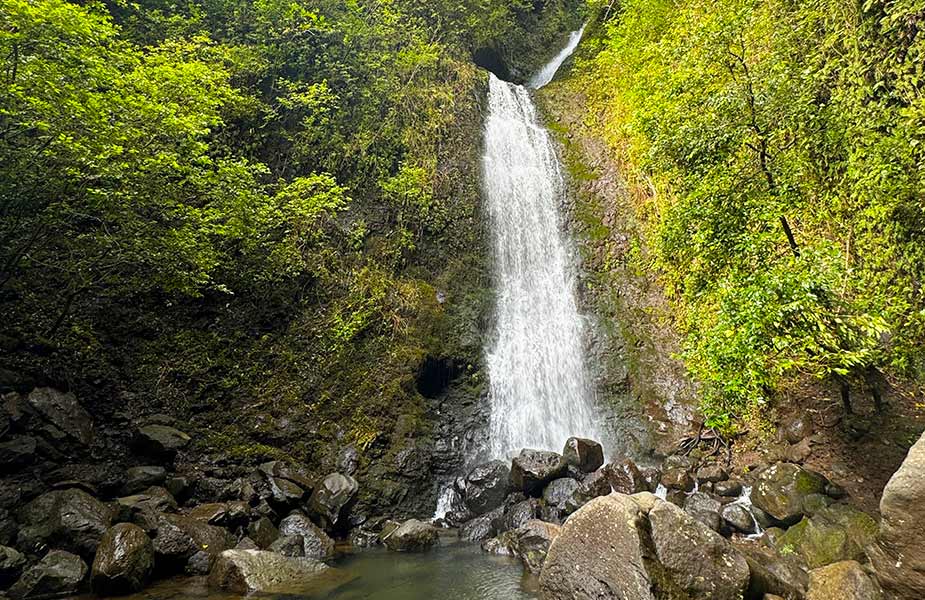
208,549 -> 328,594
382,519 -> 438,552
807,560 -> 881,600
165,477 -> 189,500
660,467 -> 695,492
247,516 -> 279,549
278,513 -> 335,560
722,503 -> 758,534
307,473 -> 357,530
751,463 -> 827,525
149,513 -> 234,574
510,449 -> 567,496
782,415 -> 814,444
459,508 -> 501,542
540,495 -> 654,600
463,461 -> 510,515
26,388 -> 93,445
543,478 -> 579,511
115,486 -> 177,518
868,430 -> 925,598
648,500 -> 749,600
565,469 -> 611,514
0,436 -> 36,469
508,519 -> 561,574
8,551 -> 87,600
268,535 -> 306,557
188,501 -> 250,527
267,477 -> 305,505
776,504 -> 877,569
714,479 -> 744,497
605,459 -> 648,494
0,545 -> 27,587
121,466 -> 166,495
737,542 -> 810,600
91,523 -> 154,595
258,461 -> 314,493
697,464 -> 728,483
494,498 -> 539,533
562,437 -> 604,473
133,424 -> 190,460
684,492 -> 724,533
17,488 -> 111,559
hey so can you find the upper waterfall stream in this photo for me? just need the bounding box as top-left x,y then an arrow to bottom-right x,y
483,28 -> 598,459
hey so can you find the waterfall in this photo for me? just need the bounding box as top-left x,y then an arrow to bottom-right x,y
528,26 -> 586,89
482,29 -> 598,460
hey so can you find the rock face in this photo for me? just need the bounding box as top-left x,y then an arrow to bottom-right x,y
751,463 -> 827,525
508,519 -> 561,574
540,495 -> 654,600
308,473 -> 357,530
510,449 -> 567,496
26,388 -> 94,445
562,438 -> 604,473
807,560 -> 882,600
464,461 -> 510,515
91,523 -> 154,595
868,430 -> 925,598
278,513 -> 335,560
382,519 -> 438,552
648,501 -> 749,600
17,488 -> 112,559
8,550 -> 87,600
208,549 -> 328,594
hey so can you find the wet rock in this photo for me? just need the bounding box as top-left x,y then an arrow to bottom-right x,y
807,560 -> 881,600
0,545 -> 26,587
8,551 -> 87,600
165,477 -> 189,501
133,425 -> 190,460
776,503 -> 877,569
660,467 -> 695,492
509,519 -> 561,574
510,449 -> 567,496
26,388 -> 93,445
382,519 -> 438,552
188,502 -> 250,527
336,446 -> 359,476
236,537 -> 259,550
115,487 -> 177,519
540,495 -> 653,600
640,466 -> 662,492
463,461 -> 510,515
278,513 -> 335,560
697,464 -> 728,483
267,477 -> 305,505
17,488 -> 111,559
208,549 -> 329,594
149,514 -> 234,574
684,492 -> 724,533
481,533 -> 514,556
494,498 -> 540,533
247,517 -> 279,549
565,469 -> 611,514
737,542 -> 810,600
751,463 -> 827,525
605,459 -> 648,494
648,500 -> 749,600
714,479 -> 743,497
258,461 -> 314,493
121,466 -> 167,495
91,523 -> 154,595
0,436 -> 36,470
268,535 -> 305,557
868,430 -> 925,598
543,478 -> 579,511
562,437 -> 604,473
459,507 -> 502,542
377,520 -> 401,544
722,503 -> 758,534
307,473 -> 357,530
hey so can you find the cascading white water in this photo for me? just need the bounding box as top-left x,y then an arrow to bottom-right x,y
528,26 -> 586,89
482,29 -> 598,459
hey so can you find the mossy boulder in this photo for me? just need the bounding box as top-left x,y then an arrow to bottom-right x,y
752,463 -> 827,525
776,504 -> 877,569
807,560 -> 882,600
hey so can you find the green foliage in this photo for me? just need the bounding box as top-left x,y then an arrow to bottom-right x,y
576,0 -> 925,428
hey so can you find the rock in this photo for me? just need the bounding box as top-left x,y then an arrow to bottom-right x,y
382,519 -> 438,552
116,486 -> 177,518
459,508 -> 501,542
697,464 -> 728,483
26,388 -> 93,445
508,519 -> 561,574
267,477 -> 305,505
481,533 -> 514,555
782,415 -> 814,444
660,467 -> 695,492
91,523 -> 154,595
165,477 -> 189,500
494,498 -> 539,533
258,461 -> 314,493
133,425 -> 190,460
738,542 -> 810,600
121,466 -> 167,495
278,513 -> 335,560
187,501 -> 249,527
0,436 -> 36,469
510,449 -> 567,496
562,437 -> 604,473
336,446 -> 359,476
776,504 -> 877,569
207,549 -> 329,594
307,473 -> 357,530
640,466 -> 662,492
17,488 -> 112,559
8,551 -> 87,600
722,503 -> 758,534
149,513 -> 234,574
565,469 -> 612,513
540,495 -> 653,600
377,520 -> 401,543
605,459 -> 648,494
807,560 -> 881,600
236,537 -> 259,550
751,463 -> 827,525
684,492 -> 724,533
868,430 -> 925,598
825,482 -> 847,500
648,500 -> 750,600
0,545 -> 26,587
714,479 -> 744,497
268,535 -> 306,557
786,438 -> 813,464
543,478 -> 579,511
802,493 -> 834,517
247,517 -> 279,549
463,461 -> 510,515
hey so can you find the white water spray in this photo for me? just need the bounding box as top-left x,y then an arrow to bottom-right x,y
529,26 -> 585,89
482,29 -> 598,460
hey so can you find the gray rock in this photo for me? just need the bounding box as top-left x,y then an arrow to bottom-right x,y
207,549 -> 329,594
149,513 -> 234,574
8,551 -> 87,600
258,461 -> 314,492
494,498 -> 539,533
307,473 -> 357,530
722,503 -> 758,534
133,425 -> 190,459
267,477 -> 305,505
605,459 -> 648,494
121,466 -> 166,495
0,436 -> 36,469
459,508 -> 501,542
737,542 -> 810,600
463,461 -> 510,515
562,437 -> 604,473
17,488 -> 111,559
510,449 -> 567,496
278,513 -> 335,560
565,469 -> 611,514
0,545 -> 26,587
508,519 -> 561,574
540,495 -> 654,600
247,516 -> 279,550
751,463 -> 827,525
807,560 -> 881,600
382,519 -> 438,552
648,500 -> 749,600
165,477 -> 189,500
91,523 -> 154,595
782,415 -> 814,444
543,478 -> 579,510
714,479 -> 744,497
868,430 -> 925,598
26,388 -> 93,445
336,446 -> 359,476
697,464 -> 728,483
236,537 -> 259,550
660,467 -> 695,492
268,535 -> 305,557
116,486 -> 177,519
